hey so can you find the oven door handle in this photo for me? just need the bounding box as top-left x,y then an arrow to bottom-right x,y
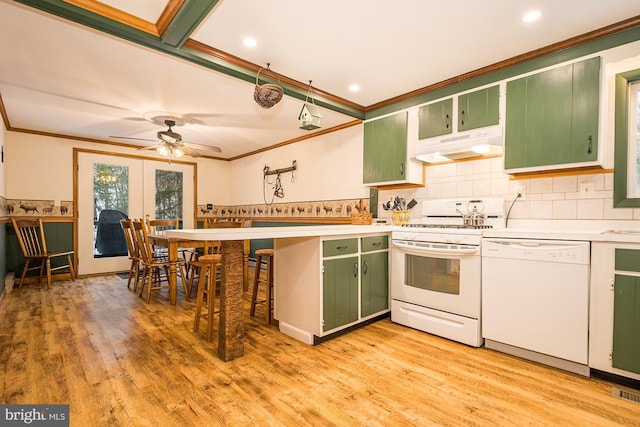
392,240 -> 479,256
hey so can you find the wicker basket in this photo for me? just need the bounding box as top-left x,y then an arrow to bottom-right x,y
351,213 -> 372,225
254,67 -> 283,109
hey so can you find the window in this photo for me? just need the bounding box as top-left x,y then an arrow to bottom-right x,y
155,169 -> 183,220
613,69 -> 640,206
627,81 -> 640,198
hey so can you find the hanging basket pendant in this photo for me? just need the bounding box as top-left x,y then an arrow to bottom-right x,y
254,63 -> 284,109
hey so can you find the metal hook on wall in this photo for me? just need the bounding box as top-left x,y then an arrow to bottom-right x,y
263,160 -> 297,204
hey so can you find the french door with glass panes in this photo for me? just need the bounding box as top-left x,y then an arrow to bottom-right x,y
77,151 -> 194,275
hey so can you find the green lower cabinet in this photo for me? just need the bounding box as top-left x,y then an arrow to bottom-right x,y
361,251 -> 388,317
613,274 -> 640,374
323,256 -> 359,332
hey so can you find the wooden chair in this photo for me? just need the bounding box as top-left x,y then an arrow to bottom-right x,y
11,218 -> 75,289
202,218 -> 253,289
145,217 -> 179,234
146,217 -> 197,266
132,219 -> 188,303
250,248 -> 274,324
144,218 -> 178,258
120,218 -> 141,292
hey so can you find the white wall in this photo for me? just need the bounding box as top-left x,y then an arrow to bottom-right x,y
4,126 -> 369,208
5,131 -> 232,204
227,124 -> 369,205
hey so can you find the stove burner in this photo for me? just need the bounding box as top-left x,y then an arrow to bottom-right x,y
402,224 -> 493,229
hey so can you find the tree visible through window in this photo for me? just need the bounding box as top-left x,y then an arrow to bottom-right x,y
93,163 -> 128,219
155,170 -> 183,220
93,163 -> 129,257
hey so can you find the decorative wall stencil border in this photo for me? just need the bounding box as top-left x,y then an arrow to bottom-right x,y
197,198 -> 370,219
2,198 -> 74,217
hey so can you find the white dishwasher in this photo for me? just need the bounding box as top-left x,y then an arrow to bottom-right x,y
481,238 -> 591,376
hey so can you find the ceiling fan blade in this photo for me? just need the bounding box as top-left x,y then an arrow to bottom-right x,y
183,141 -> 222,153
110,136 -> 157,142
137,143 -> 163,151
179,146 -> 202,158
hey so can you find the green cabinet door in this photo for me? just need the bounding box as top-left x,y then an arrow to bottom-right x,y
361,251 -> 388,317
458,85 -> 500,132
363,112 -> 408,184
418,98 -> 453,139
505,57 -> 600,170
571,57 -> 600,162
323,256 -> 358,331
613,274 -> 640,374
361,236 -> 388,317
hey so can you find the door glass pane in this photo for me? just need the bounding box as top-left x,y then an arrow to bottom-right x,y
155,170 -> 183,220
93,163 -> 129,258
405,254 -> 460,295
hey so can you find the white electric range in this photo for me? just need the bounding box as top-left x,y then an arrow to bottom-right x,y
390,198 -> 504,347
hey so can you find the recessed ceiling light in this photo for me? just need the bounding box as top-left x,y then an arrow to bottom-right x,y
349,84 -> 360,92
522,10 -> 541,23
243,37 -> 257,47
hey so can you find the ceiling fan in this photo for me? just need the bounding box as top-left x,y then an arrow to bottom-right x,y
111,118 -> 222,159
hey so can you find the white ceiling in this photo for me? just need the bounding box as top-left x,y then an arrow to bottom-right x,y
1,0 -> 639,160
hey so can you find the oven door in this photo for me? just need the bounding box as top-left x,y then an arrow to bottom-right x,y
391,239 -> 481,319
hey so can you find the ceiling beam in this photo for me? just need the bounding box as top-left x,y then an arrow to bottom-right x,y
13,0 -> 364,120
161,0 -> 220,48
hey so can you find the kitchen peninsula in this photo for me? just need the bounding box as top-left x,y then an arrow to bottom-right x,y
166,225 -> 393,360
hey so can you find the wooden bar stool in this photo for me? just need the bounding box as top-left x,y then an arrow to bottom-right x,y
192,250 -> 222,342
250,248 -> 274,324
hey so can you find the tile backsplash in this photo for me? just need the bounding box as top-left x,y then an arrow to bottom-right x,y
378,157 -> 637,222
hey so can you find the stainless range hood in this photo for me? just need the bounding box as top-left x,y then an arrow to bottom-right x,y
415,125 -> 503,163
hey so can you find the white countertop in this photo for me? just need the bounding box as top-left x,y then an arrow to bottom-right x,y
166,224 -> 393,241
482,228 -> 640,243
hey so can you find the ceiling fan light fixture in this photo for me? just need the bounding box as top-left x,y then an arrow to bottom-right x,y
157,145 -> 170,156
173,147 -> 184,158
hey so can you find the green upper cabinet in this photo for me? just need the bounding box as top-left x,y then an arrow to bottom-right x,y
504,56 -> 600,171
457,86 -> 500,132
363,111 -> 409,184
418,98 -> 453,139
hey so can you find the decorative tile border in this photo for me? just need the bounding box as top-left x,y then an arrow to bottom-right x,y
2,198 -> 74,217
197,198 -> 370,220
0,197 -> 370,221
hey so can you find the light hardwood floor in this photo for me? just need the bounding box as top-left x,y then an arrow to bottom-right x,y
0,273 -> 639,426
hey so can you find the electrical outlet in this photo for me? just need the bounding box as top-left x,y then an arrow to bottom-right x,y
514,185 -> 525,199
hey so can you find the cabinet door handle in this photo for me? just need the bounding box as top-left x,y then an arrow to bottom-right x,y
400,162 -> 404,176
335,245 -> 348,251
354,263 -> 358,277
445,114 -> 450,129
460,109 -> 465,126
372,242 -> 381,247
363,260 -> 368,275
587,135 -> 592,154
